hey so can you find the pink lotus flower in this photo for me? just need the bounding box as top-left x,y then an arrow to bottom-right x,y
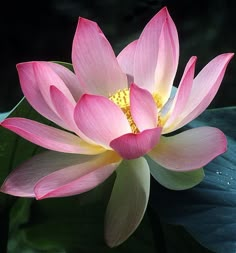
0,7 -> 233,247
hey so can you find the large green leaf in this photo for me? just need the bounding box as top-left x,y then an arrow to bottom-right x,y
150,107 -> 236,253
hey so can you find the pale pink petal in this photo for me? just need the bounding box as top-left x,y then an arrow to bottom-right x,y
50,85 -> 77,132
33,62 -> 76,109
72,17 -> 128,96
74,94 -> 131,148
16,62 -> 66,128
154,16 -> 179,103
134,7 -> 179,94
130,84 -> 158,131
105,157 -> 150,247
148,127 -> 227,171
50,86 -> 95,144
110,127 -> 162,159
172,53 -> 234,131
163,56 -> 197,132
1,151 -> 120,197
117,40 -> 137,85
1,117 -> 104,154
34,151 -> 121,199
46,62 -> 83,101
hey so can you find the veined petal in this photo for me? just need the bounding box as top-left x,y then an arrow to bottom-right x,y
130,84 -> 158,131
33,62 -> 76,108
110,127 -> 162,159
50,86 -> 95,145
146,156 -> 204,190
163,56 -> 197,133
1,151 -> 120,198
154,16 -> 179,103
50,85 -> 78,132
134,7 -> 179,94
46,62 -> 83,101
117,40 -> 137,85
105,158 -> 150,247
1,117 -> 104,154
74,94 -> 131,148
16,62 -> 66,128
172,53 -> 234,131
149,127 -> 227,171
72,17 -> 127,96
34,151 -> 121,199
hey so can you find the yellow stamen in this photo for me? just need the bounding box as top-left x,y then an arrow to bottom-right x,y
109,88 -> 165,132
109,89 -> 139,133
152,92 -> 163,110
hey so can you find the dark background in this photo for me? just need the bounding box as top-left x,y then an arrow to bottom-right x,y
1,0 -> 235,112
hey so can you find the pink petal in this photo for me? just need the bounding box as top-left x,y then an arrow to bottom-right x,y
34,151 -> 121,199
1,117 -> 104,154
148,127 -> 227,171
33,62 -> 76,109
134,7 -> 179,94
46,62 -> 83,101
130,84 -> 158,131
110,127 -> 162,159
72,17 -> 128,96
74,94 -> 131,148
172,53 -> 234,131
117,40 -> 137,85
50,85 -> 77,132
163,56 -> 197,132
50,86 -> 95,144
17,62 -> 66,128
154,15 -> 179,103
1,151 -> 120,198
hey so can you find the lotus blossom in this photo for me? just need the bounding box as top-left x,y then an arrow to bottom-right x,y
0,6 -> 233,247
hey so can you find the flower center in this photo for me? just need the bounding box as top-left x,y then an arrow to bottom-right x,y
109,88 -> 163,133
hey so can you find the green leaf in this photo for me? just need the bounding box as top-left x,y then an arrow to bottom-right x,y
150,106 -> 236,253
52,61 -> 74,72
146,156 -> 205,190
104,158 -> 150,247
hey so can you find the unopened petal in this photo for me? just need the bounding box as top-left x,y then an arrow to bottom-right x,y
72,17 -> 127,96
149,127 -> 227,171
105,158 -> 150,247
110,127 -> 162,159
